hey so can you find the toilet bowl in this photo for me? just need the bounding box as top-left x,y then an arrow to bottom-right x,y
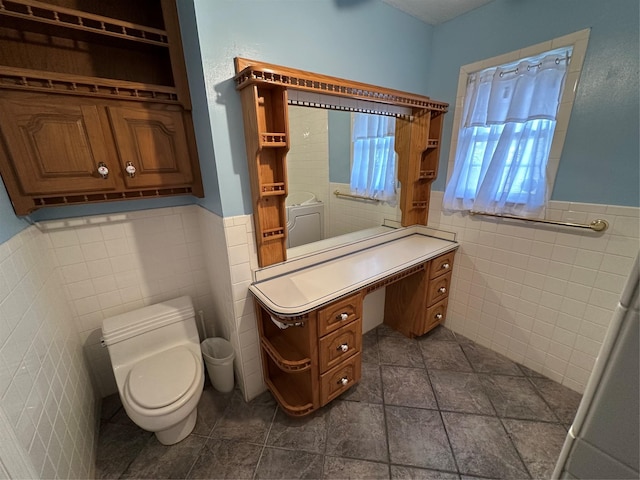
101,296 -> 204,445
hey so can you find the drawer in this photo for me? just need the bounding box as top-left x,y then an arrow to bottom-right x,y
317,292 -> 362,337
319,318 -> 361,373
320,352 -> 361,405
426,271 -> 451,306
430,252 -> 454,280
424,298 -> 448,333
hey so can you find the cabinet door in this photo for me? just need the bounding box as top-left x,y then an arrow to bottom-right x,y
107,105 -> 193,189
0,97 -> 118,194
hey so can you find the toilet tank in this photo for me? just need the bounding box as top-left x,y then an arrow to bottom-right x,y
102,296 -> 199,369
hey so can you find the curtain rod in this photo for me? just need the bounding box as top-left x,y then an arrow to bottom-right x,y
499,52 -> 571,77
469,211 -> 608,232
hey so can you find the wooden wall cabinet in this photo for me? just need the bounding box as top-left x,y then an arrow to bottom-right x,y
0,0 -> 203,215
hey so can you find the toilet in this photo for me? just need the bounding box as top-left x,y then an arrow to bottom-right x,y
101,296 -> 204,445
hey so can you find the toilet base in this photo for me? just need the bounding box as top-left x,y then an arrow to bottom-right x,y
154,407 -> 197,445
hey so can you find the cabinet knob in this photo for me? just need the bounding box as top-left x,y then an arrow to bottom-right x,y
435,313 -> 443,320
97,162 -> 109,179
338,377 -> 349,386
441,263 -> 450,270
438,287 -> 447,294
338,313 -> 349,321
125,162 -> 136,178
337,343 -> 349,352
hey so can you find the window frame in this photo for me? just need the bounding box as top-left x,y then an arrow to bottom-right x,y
445,29 -> 590,215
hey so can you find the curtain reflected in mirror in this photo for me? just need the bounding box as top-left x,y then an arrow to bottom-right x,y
286,105 -> 403,257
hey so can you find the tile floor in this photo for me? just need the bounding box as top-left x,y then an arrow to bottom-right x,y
95,325 -> 583,479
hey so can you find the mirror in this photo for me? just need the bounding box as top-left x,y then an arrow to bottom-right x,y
285,105 -> 403,257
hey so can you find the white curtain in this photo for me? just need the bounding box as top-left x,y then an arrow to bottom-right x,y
443,54 -> 568,216
350,113 -> 397,204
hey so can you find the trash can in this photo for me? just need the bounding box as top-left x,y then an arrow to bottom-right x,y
200,337 -> 235,393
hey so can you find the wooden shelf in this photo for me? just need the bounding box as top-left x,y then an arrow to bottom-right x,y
427,139 -> 439,148
0,66 -> 179,103
264,374 -> 314,417
418,170 -> 436,179
261,337 -> 312,372
260,133 -> 287,146
32,187 -> 194,208
261,227 -> 285,239
260,182 -> 286,195
0,0 -> 169,47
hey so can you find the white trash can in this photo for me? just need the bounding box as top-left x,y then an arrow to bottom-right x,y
200,337 -> 235,393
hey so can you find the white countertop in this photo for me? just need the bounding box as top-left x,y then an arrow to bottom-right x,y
250,231 -> 458,316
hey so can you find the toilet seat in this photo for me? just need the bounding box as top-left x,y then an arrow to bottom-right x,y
126,346 -> 198,410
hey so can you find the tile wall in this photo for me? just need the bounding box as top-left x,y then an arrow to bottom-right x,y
1,191 -> 636,477
428,191 -> 639,392
198,208 -> 265,401
328,181 -> 402,238
42,205 -> 215,397
287,106 -> 330,207
0,225 -> 96,478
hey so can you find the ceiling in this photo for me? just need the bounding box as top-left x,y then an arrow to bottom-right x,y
382,0 -> 495,25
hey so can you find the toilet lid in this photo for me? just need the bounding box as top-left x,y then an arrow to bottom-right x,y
127,347 -> 198,409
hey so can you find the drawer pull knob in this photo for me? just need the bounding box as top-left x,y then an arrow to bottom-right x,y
338,377 -> 349,386
441,263 -> 450,270
435,313 -> 443,320
338,313 -> 349,321
97,162 -> 109,179
125,162 -> 136,178
337,343 -> 349,352
438,287 -> 447,294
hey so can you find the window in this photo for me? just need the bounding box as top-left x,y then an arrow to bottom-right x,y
443,43 -> 580,218
349,113 -> 397,204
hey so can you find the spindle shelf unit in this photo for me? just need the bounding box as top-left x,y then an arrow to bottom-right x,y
234,57 -> 448,267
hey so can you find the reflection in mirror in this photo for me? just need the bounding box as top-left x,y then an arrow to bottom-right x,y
286,105 -> 403,257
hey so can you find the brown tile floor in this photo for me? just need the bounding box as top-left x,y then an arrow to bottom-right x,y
95,325 -> 583,479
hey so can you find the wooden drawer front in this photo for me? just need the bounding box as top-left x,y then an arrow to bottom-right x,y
320,352 -> 361,405
319,319 -> 361,373
427,271 -> 451,306
430,253 -> 454,280
424,298 -> 448,332
317,293 -> 362,337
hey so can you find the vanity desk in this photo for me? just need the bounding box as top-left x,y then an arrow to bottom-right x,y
250,227 -> 458,416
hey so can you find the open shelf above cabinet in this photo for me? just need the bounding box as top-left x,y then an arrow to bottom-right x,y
0,0 -> 169,46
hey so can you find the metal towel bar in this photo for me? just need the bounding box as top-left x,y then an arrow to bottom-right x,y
469,211 -> 608,232
333,190 -> 380,203
469,210 -> 609,232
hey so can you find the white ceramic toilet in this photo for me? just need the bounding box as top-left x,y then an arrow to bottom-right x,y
101,296 -> 204,445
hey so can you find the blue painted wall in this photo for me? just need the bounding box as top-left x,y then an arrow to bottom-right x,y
429,0 -> 639,206
190,0 -> 434,217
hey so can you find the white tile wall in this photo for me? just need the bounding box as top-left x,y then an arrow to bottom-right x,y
0,226 -> 96,479
287,106 -> 330,209
42,205 -> 215,397
428,191 -> 639,393
2,192 -> 634,480
329,182 -> 402,237
199,208 -> 265,401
